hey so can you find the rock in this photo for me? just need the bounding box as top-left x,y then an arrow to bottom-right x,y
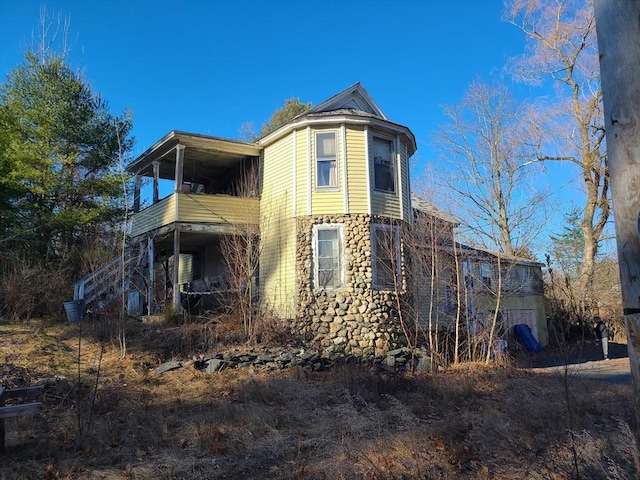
257,354 -> 274,363
298,351 -> 314,360
416,357 -> 431,372
387,347 -> 408,357
205,359 -> 227,372
156,361 -> 182,374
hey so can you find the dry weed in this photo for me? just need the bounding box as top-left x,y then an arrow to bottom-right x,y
0,318 -> 637,480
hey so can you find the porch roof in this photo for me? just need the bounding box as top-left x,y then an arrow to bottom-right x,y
126,130 -> 261,180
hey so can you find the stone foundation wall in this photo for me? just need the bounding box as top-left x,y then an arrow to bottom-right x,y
294,214 -> 407,356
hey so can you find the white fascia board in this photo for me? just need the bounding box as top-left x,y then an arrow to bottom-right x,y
259,115 -> 416,156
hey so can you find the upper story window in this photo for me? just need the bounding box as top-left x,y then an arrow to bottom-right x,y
372,224 -> 401,290
505,265 -> 534,293
313,224 -> 343,289
480,263 -> 492,288
315,131 -> 338,189
372,136 -> 395,193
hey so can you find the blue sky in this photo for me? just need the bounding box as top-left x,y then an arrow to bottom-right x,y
0,0 -> 599,254
1,0 -> 525,157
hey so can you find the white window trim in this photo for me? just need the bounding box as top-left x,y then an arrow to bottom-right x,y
312,223 -> 344,290
364,126 -> 372,214
306,126 -> 312,215
371,134 -> 397,195
292,129 -> 297,218
371,224 -> 401,290
396,134 -> 403,218
315,130 -> 339,191
341,123 -> 349,214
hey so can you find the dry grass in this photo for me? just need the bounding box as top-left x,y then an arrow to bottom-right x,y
0,317 -> 637,480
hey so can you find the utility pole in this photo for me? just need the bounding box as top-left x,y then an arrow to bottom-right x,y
594,0 -> 640,435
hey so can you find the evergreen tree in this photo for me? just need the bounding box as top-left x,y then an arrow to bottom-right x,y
550,208 -> 585,279
259,97 -> 311,137
0,49 -> 133,266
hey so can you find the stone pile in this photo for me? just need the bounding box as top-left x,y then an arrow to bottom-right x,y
155,346 -> 435,375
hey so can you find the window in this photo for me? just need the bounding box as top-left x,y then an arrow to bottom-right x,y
313,224 -> 343,289
372,225 -> 400,289
316,131 -> 338,188
372,137 -> 395,193
506,265 -> 534,293
480,263 -> 492,288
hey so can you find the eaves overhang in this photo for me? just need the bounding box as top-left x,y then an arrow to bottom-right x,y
258,113 -> 417,157
454,244 -> 545,267
126,130 -> 261,176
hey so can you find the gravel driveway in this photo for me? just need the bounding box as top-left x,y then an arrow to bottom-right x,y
517,341 -> 633,385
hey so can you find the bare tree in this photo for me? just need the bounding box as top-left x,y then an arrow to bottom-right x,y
505,0 -> 608,317
219,165 -> 261,341
432,79 -> 545,256
405,201 -> 466,366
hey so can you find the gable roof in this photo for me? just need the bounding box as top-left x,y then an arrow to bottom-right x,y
456,243 -> 544,267
259,83 -> 416,156
303,82 -> 387,119
411,194 -> 458,225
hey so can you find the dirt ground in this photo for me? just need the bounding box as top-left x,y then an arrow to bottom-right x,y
1,318 -> 638,480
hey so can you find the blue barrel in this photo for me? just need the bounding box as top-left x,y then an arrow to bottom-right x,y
64,300 -> 85,324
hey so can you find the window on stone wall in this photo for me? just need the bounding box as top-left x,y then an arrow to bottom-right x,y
372,136 -> 395,193
313,224 -> 343,289
316,131 -> 338,188
372,224 -> 401,290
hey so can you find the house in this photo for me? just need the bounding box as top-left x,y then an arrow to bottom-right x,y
74,83 -> 547,355
405,197 -> 548,351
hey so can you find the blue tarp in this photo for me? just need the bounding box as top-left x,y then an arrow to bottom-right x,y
513,323 -> 544,352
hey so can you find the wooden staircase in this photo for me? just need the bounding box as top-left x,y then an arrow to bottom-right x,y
72,242 -> 148,313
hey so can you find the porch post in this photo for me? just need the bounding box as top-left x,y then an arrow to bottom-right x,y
152,161 -> 160,204
172,229 -> 182,312
147,236 -> 154,316
133,174 -> 141,213
164,256 -> 170,302
174,144 -> 185,192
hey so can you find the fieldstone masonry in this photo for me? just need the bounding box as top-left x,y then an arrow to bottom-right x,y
294,214 -> 407,356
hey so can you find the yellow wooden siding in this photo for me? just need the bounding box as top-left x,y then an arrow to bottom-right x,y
414,261 -> 435,326
295,129 -> 308,216
129,194 -> 259,238
345,125 -> 368,214
474,293 -> 548,346
369,129 -> 401,218
261,135 -> 297,316
310,127 -> 344,215
176,193 -> 259,225
178,254 -> 194,288
130,196 -> 176,238
260,215 -> 297,317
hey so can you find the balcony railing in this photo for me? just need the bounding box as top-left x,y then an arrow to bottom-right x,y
130,192 -> 260,238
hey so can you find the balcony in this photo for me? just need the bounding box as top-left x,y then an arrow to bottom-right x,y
130,192 -> 260,238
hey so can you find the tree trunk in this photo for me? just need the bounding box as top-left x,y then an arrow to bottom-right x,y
594,0 -> 640,439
